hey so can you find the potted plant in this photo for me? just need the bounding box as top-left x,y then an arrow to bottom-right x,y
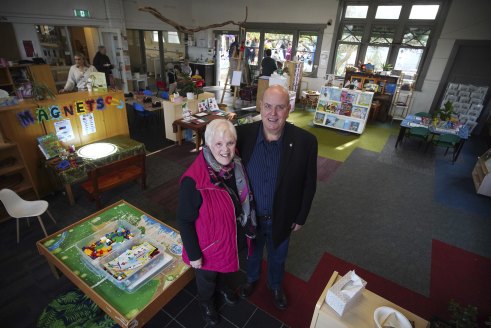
177,73 -> 203,97
381,63 -> 393,75
435,100 -> 454,121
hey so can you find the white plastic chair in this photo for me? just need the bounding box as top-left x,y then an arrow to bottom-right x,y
0,188 -> 56,243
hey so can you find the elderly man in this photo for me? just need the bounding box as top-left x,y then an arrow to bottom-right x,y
93,45 -> 114,87
236,85 -> 318,310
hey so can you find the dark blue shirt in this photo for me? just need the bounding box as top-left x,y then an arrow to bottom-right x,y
246,124 -> 282,216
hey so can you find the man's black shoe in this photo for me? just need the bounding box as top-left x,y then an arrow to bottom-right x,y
219,288 -> 239,305
200,302 -> 220,326
239,281 -> 257,298
272,289 -> 288,310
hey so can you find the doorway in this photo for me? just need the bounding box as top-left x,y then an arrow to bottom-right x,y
214,32 -> 238,88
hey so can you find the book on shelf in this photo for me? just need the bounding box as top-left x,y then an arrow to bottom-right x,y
37,133 -> 62,160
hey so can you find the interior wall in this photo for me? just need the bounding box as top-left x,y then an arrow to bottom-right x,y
12,24 -> 38,60
411,0 -> 491,114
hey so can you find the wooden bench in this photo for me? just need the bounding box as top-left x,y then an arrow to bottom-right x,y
80,153 -> 146,209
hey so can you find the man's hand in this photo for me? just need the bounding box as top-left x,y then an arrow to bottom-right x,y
291,223 -> 302,232
226,112 -> 237,121
190,258 -> 202,269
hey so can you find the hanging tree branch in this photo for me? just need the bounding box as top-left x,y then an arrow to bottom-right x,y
138,6 -> 248,34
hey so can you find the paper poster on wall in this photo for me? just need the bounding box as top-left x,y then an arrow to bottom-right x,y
54,119 -> 75,142
231,71 -> 242,86
80,113 -> 96,135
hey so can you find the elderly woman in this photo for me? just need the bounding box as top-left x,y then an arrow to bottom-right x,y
59,53 -> 97,93
177,119 -> 256,326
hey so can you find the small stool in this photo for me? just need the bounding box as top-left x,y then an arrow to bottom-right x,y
369,101 -> 381,121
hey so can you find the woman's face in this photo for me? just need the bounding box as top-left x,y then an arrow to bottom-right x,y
74,56 -> 84,67
209,131 -> 236,166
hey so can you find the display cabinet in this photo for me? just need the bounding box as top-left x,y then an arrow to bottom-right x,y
313,86 -> 373,134
472,149 -> 491,197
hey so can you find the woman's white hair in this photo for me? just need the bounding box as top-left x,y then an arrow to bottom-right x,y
204,119 -> 237,146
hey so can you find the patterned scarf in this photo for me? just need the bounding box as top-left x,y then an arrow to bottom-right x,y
202,146 -> 257,242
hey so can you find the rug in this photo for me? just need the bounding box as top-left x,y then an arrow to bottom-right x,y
248,239 -> 491,328
288,110 -> 398,161
37,289 -> 117,328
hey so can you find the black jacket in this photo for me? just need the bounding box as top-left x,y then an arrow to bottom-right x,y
93,52 -> 113,75
236,121 -> 318,247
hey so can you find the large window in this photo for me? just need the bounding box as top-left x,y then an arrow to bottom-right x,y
331,1 -> 448,89
244,23 -> 324,77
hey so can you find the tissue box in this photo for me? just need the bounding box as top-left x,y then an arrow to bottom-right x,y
325,270 -> 367,316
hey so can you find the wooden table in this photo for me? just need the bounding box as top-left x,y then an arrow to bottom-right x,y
310,271 -> 429,328
45,135 -> 146,205
37,200 -> 193,328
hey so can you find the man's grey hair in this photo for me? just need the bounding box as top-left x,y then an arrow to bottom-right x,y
98,45 -> 106,51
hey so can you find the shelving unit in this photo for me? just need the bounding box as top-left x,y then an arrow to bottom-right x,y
0,64 -> 57,95
472,149 -> 491,197
390,89 -> 413,123
313,86 -> 373,134
0,142 -> 38,222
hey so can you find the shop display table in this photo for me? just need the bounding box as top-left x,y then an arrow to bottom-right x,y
37,200 -> 193,328
301,91 -> 320,110
395,115 -> 469,163
45,135 -> 145,205
126,94 -> 164,121
310,271 -> 429,328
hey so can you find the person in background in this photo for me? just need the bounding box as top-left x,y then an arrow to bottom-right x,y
236,85 -> 318,310
59,53 -> 97,93
167,63 -> 178,94
181,58 -> 192,76
177,119 -> 256,326
92,45 -> 115,87
260,49 -> 277,77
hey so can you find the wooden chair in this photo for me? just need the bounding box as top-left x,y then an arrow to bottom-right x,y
81,153 -> 146,209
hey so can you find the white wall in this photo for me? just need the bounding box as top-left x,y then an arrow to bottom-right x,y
411,0 -> 491,114
13,24 -> 41,60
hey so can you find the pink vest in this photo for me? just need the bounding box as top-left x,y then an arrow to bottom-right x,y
180,153 -> 239,272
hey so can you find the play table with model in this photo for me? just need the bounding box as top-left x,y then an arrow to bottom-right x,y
36,200 -> 193,328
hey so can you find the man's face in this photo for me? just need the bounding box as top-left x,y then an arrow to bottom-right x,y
260,87 -> 290,138
100,47 -> 106,55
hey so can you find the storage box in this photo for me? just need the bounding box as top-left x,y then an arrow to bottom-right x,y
76,220 -> 141,268
99,236 -> 173,292
325,270 -> 367,316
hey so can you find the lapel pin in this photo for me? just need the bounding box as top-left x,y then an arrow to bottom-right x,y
289,143 -> 293,147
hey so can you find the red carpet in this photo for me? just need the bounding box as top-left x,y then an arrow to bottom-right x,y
249,240 -> 491,328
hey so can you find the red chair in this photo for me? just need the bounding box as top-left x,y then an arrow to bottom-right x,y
156,80 -> 167,91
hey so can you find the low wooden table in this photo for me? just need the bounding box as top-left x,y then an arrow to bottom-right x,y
37,200 -> 193,328
45,135 -> 145,205
310,271 -> 429,328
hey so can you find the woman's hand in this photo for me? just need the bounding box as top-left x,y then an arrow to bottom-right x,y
59,88 -> 66,94
190,258 -> 202,269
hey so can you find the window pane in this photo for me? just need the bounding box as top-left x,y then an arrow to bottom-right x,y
264,33 -> 293,64
403,27 -> 431,47
345,5 -> 368,18
340,24 -> 364,42
410,5 -> 439,20
167,31 -> 180,44
335,43 -> 359,76
375,6 -> 402,19
370,25 -> 395,44
394,48 -> 423,76
245,32 -> 260,66
297,33 -> 318,73
364,46 -> 389,71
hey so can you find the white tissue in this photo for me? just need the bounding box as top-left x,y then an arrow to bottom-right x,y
326,270 -> 367,316
374,307 -> 412,328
